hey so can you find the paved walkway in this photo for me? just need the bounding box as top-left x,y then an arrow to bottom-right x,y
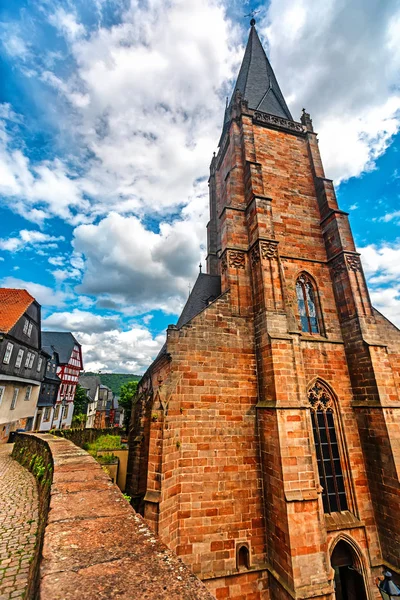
0,445 -> 39,600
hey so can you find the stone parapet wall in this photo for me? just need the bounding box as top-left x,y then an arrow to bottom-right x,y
13,432 -> 214,600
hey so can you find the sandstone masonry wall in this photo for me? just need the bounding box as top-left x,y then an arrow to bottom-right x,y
13,433 -> 214,600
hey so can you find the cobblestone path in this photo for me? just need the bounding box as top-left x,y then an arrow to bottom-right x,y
0,445 -> 38,600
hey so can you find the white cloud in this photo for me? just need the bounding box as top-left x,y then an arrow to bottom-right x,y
0,116 -> 90,223
0,229 -> 65,252
370,286 -> 400,328
43,309 -> 164,373
359,242 -> 400,326
380,209 -> 400,223
262,0 -> 400,183
0,1 -> 242,224
0,277 -> 71,308
48,256 -> 65,267
48,8 -> 85,41
73,198 -> 207,313
2,35 -> 30,59
43,308 -> 119,333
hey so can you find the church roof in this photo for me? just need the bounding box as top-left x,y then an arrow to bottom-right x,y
176,273 -> 221,329
223,22 -> 292,132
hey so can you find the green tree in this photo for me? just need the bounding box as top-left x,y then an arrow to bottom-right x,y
119,380 -> 138,430
73,384 -> 88,416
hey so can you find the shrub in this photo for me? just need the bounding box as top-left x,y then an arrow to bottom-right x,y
97,453 -> 118,465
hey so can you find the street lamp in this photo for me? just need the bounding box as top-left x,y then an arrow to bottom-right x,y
378,572 -> 400,600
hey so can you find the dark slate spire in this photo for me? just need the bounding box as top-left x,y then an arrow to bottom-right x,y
226,21 -> 292,121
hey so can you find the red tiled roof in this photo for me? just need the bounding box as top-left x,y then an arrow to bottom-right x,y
0,288 -> 35,334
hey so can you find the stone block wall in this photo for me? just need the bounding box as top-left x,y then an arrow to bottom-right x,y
128,292 -> 271,599
13,432 -> 215,600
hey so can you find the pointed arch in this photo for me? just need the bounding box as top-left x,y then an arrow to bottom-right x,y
307,378 -> 348,513
328,535 -> 371,600
295,271 -> 323,334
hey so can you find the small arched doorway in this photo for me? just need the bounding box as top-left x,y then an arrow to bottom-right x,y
331,540 -> 368,600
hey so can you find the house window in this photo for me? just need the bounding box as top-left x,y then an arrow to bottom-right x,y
25,386 -> 32,401
308,381 -> 348,514
0,386 -> 5,406
62,405 -> 69,420
296,274 -> 319,333
3,342 -> 13,364
37,357 -> 43,372
10,388 -> 19,410
27,322 -> 33,337
54,405 -> 60,420
28,353 -> 35,369
15,349 -> 24,369
23,318 -> 29,334
43,407 -> 51,421
25,352 -> 32,368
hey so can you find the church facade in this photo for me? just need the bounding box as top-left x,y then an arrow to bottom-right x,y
127,22 -> 400,600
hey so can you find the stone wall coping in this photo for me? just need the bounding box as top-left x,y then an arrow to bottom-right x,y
23,433 -> 214,600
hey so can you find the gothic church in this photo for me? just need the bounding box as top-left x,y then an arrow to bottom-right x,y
127,21 -> 400,600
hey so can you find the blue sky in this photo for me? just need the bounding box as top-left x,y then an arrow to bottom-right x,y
1,0 -> 400,372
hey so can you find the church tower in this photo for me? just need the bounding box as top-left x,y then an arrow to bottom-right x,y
127,22 -> 400,600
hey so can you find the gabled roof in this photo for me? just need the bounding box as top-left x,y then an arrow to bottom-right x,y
176,273 -> 221,329
41,331 -> 81,365
79,375 -> 101,401
0,288 -> 35,334
223,22 -> 292,136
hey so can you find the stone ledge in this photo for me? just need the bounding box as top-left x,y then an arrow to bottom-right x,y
15,433 -> 214,600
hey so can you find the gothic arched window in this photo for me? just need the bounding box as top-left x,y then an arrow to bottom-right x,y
308,382 -> 348,513
296,274 -> 319,333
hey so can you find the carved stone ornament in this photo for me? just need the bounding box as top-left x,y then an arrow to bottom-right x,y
260,241 -> 278,259
253,111 -> 305,134
228,250 -> 246,270
346,255 -> 361,272
221,253 -> 228,273
251,244 -> 260,266
308,382 -> 333,412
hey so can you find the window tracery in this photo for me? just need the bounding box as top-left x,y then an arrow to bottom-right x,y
296,274 -> 319,333
308,382 -> 348,514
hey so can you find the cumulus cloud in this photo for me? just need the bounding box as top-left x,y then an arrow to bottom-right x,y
0,115 -> 90,223
43,308 -> 119,333
43,309 -> 164,373
360,243 -> 400,284
359,242 -> 400,327
0,230 -> 65,252
48,8 -> 85,41
73,198 -> 207,314
0,277 -> 71,308
80,327 -> 165,374
262,0 -> 400,183
0,1 -> 241,225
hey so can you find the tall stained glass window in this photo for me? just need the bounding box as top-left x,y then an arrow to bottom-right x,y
296,274 -> 319,333
308,381 -> 348,513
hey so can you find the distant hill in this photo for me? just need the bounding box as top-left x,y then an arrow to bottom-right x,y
83,372 -> 140,396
